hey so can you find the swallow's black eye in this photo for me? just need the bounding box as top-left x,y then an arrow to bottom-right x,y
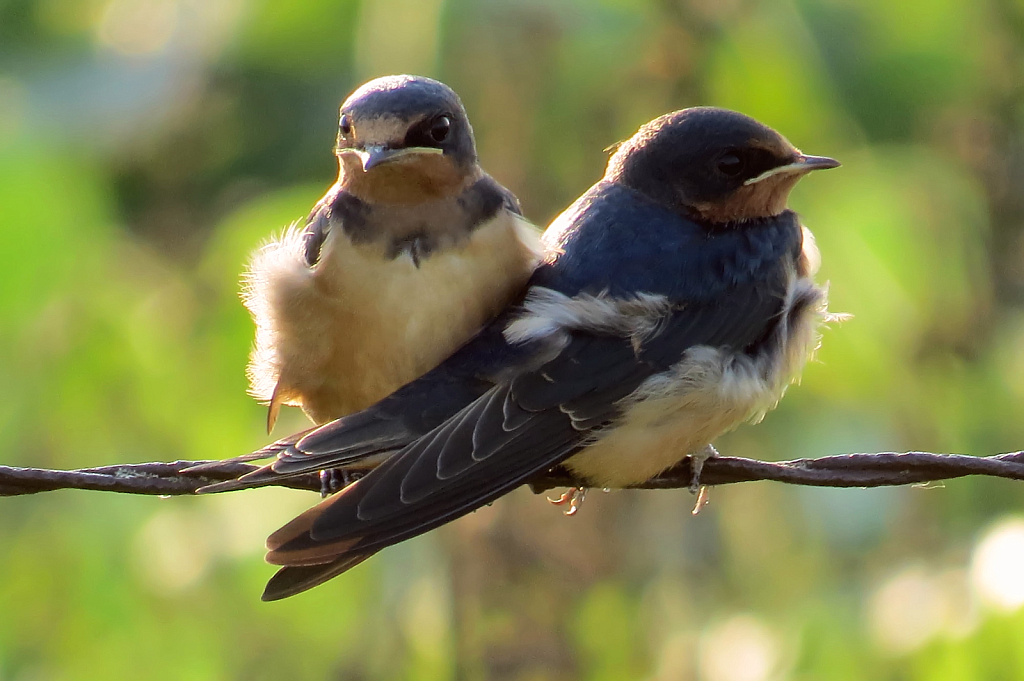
716,152 -> 745,177
429,115 -> 451,143
339,114 -> 352,137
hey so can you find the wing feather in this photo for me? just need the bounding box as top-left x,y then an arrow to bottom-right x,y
253,182 -> 807,597
265,273 -> 787,572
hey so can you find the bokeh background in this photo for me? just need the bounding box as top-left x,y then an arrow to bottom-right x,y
2,0 -> 1024,678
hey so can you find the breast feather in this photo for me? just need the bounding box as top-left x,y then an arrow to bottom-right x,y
245,212 -> 541,426
563,229 -> 837,488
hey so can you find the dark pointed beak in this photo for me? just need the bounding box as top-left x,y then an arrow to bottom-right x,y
360,145 -> 397,171
795,154 -> 841,171
336,145 -> 446,172
744,153 -> 841,185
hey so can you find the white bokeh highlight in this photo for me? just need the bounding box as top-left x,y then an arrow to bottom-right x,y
699,614 -> 782,681
970,517 -> 1024,612
868,565 -> 979,655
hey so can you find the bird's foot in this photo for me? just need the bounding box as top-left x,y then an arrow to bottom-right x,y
688,444 -> 719,493
319,468 -> 363,497
688,444 -> 719,515
548,487 -> 588,516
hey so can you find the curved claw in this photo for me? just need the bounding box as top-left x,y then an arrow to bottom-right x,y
548,486 -> 588,516
691,485 -> 711,515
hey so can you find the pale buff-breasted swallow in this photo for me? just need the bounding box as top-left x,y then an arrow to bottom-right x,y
244,75 -> 541,432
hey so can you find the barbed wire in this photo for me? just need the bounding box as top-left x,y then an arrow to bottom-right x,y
2,450 -> 1022,498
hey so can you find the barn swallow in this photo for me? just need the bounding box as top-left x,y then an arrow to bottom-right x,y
244,75 -> 541,431
222,107 -> 842,600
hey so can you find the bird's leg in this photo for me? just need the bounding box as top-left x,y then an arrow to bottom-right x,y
688,444 -> 718,515
319,469 -> 362,497
319,469 -> 342,497
688,444 -> 718,514
688,443 -> 719,492
548,487 -> 588,516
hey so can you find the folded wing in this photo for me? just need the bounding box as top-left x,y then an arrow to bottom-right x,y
261,272 -> 786,599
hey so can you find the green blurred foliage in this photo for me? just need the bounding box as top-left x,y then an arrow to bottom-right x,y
1,0 -> 1024,678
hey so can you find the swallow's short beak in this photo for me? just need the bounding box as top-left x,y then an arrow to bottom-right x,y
744,154 -> 841,185
337,145 -> 445,172
360,145 -> 398,171
794,154 -> 841,172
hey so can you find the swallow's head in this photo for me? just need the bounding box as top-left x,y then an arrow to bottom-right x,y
608,107 -> 839,223
334,75 -> 478,200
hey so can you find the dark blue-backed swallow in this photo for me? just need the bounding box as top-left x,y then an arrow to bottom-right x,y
221,107 -> 842,600
243,75 -> 541,431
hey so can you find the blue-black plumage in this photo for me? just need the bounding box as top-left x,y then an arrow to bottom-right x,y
223,106 -> 842,600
